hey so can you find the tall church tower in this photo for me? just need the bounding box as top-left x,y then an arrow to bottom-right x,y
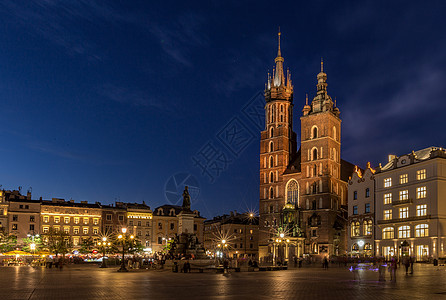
259,32 -> 297,257
299,60 -> 345,255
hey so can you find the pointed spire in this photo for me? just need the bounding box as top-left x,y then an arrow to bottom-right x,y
277,27 -> 282,57
306,94 -> 308,105
320,57 -> 324,73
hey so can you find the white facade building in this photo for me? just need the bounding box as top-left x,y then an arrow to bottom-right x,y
375,147 -> 446,261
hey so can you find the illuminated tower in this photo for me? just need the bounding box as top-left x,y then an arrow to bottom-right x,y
259,31 -> 297,257
299,59 -> 345,255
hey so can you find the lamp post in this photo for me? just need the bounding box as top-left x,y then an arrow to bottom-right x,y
27,233 -> 39,264
98,237 -> 111,268
118,227 -> 133,272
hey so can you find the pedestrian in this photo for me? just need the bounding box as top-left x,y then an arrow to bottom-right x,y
389,258 -> 397,282
409,256 -> 414,274
404,257 -> 410,274
54,256 -> 59,269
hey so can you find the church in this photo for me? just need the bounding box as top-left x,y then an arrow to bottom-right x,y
259,32 -> 355,262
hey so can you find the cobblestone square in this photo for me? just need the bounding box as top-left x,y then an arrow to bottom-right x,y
1,264 -> 445,299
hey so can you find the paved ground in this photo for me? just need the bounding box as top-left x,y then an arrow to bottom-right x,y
1,263 -> 445,299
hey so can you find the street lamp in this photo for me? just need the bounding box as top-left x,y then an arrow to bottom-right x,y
118,228 -> 129,272
98,237 -> 110,268
27,233 -> 39,263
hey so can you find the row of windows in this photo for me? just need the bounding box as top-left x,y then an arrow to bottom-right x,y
383,204 -> 427,220
11,224 -> 35,231
43,216 -> 99,225
309,125 -> 338,141
105,214 -> 124,221
42,226 -> 99,235
383,169 -> 426,188
352,203 -> 371,215
351,243 -> 372,251
351,220 -> 373,236
382,224 -> 429,239
12,215 -> 36,222
383,186 -> 426,204
353,188 -> 370,200
129,220 -> 150,227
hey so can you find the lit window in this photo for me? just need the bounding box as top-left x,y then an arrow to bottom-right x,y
83,227 -> 88,234
93,228 -> 98,234
399,190 -> 409,201
416,204 -> 427,216
398,225 -> 410,238
93,218 -> 98,225
64,217 -> 70,224
353,191 -> 357,200
384,178 -> 392,188
400,174 -> 408,184
417,169 -> 426,180
74,217 -> 79,224
351,222 -> 360,237
64,227 -> 69,234
84,218 -> 89,225
54,216 -> 60,223
363,220 -> 372,236
382,227 -> 394,239
43,227 -> 49,233
74,228 -> 79,234
384,193 -> 392,204
353,206 -> 358,215
44,216 -> 49,223
417,186 -> 426,199
384,210 -> 392,220
399,207 -> 409,219
415,224 -> 428,237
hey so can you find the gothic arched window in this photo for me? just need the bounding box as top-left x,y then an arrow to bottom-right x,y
333,126 -> 337,141
312,126 -> 318,139
286,180 -> 299,204
269,156 -> 274,168
269,141 -> 274,152
312,148 -> 318,160
270,172 -> 274,183
270,127 -> 274,138
269,187 -> 274,199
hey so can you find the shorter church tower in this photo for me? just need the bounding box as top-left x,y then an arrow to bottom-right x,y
299,60 -> 347,256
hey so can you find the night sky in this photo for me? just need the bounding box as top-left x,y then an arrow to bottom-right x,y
0,1 -> 445,219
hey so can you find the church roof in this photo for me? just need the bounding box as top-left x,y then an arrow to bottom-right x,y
340,159 -> 356,182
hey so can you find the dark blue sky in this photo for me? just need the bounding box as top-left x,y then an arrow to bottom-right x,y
0,1 -> 445,218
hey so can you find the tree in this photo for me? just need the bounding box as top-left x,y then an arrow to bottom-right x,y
0,230 -> 17,252
79,237 -> 95,254
128,238 -> 144,255
22,236 -> 43,252
42,228 -> 72,257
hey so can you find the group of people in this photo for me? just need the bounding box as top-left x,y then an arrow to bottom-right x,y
45,256 -> 63,269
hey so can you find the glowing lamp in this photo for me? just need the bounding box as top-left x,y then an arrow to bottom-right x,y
358,240 -> 365,247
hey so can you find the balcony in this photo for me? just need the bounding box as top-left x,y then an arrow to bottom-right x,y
377,215 -> 431,224
391,198 -> 413,206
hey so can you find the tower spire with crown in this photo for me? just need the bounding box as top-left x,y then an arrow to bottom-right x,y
264,30 -> 293,102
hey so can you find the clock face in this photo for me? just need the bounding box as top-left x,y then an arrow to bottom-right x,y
401,159 -> 406,164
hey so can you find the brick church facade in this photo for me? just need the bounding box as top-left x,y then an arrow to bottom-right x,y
259,33 -> 355,261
